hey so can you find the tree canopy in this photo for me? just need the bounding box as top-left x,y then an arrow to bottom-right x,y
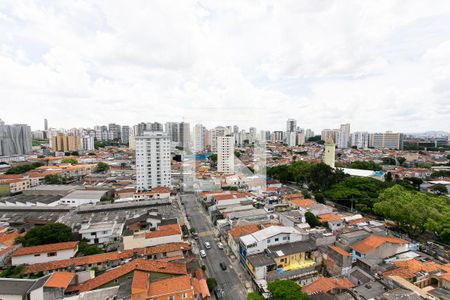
95,162 -> 109,173
247,292 -> 264,300
5,162 -> 44,174
347,160 -> 382,171
374,185 -> 450,243
16,223 -> 73,246
61,157 -> 78,165
305,212 -> 321,228
267,280 -> 309,300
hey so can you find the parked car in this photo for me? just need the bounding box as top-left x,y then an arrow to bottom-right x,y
204,241 -> 211,249
214,287 -> 225,299
217,242 -> 224,249
219,262 -> 227,270
200,250 -> 206,258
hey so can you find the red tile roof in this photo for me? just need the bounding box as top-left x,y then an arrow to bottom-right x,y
229,224 -> 260,239
329,245 -> 351,257
76,258 -> 187,292
24,242 -> 190,274
145,224 -> 181,239
350,236 -> 408,254
148,275 -> 193,298
12,241 -> 79,257
302,276 -> 354,295
131,270 -> 149,291
289,199 -> 317,208
44,272 -> 74,289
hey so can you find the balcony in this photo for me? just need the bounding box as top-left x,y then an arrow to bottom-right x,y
266,264 -> 318,281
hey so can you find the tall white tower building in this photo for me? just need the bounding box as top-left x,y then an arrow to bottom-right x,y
217,135 -> 234,173
337,123 -> 351,148
193,124 -> 206,152
135,131 -> 171,191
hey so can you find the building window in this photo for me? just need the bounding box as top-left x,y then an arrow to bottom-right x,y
34,253 -> 41,257
275,238 -> 279,242
47,252 -> 57,257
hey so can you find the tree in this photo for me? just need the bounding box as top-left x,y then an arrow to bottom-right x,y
61,158 -> 78,165
209,154 -> 218,162
403,177 -> 423,191
397,157 -> 406,166
347,160 -> 382,171
382,157 -> 396,165
44,174 -> 68,184
5,162 -> 44,174
247,292 -> 264,300
95,162 -> 109,173
267,280 -> 309,300
78,240 -> 103,256
16,223 -> 73,246
430,184 -> 448,196
206,278 -> 217,292
374,185 -> 445,237
385,172 -> 393,182
307,135 -> 321,142
431,170 -> 450,178
235,151 -> 241,158
305,212 -> 321,228
314,193 -> 325,204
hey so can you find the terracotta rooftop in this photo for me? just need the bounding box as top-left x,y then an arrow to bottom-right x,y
302,276 -> 354,295
318,213 -> 344,222
131,270 -> 149,291
148,275 -> 193,298
350,235 -> 408,254
329,245 -> 351,257
281,193 -> 303,200
24,242 -> 190,274
290,199 -> 317,208
44,271 -> 74,289
145,224 -> 181,239
229,224 -> 260,239
12,241 -> 79,257
76,258 -> 187,292
383,258 -> 444,279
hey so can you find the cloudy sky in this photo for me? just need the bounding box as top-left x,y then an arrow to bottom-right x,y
0,1 -> 449,132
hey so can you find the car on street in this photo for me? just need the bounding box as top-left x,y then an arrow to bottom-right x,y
192,232 -> 198,240
214,287 -> 225,299
204,241 -> 211,249
200,250 -> 206,258
217,242 -> 224,249
219,262 -> 227,270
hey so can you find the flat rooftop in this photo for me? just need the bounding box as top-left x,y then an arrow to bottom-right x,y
61,190 -> 107,200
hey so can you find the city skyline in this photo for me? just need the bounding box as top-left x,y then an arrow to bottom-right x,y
0,1 -> 449,132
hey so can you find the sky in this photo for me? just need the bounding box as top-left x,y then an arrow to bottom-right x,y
0,0 -> 449,133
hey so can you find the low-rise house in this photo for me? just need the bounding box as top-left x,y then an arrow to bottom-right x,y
57,190 -> 107,207
0,272 -> 75,300
11,241 -> 79,266
227,224 -> 260,256
24,243 -> 191,276
0,176 -> 40,195
350,235 -> 410,263
123,221 -> 183,250
68,258 -> 187,296
302,276 -> 354,295
323,245 -> 352,276
78,220 -> 124,249
278,210 -> 305,227
133,187 -> 171,201
140,274 -> 200,300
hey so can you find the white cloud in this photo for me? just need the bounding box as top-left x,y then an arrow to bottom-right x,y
0,0 -> 449,132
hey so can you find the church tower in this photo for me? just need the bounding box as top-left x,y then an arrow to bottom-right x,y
323,136 -> 335,168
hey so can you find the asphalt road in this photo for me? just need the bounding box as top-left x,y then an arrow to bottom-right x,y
181,193 -> 246,300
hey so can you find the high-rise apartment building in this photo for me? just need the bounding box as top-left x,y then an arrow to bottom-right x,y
179,122 -> 190,151
164,122 -> 180,144
305,129 -> 314,141
217,135 -> 234,173
193,124 -> 206,152
121,126 -> 130,145
108,123 -> 121,141
0,120 -> 32,156
369,132 -> 403,149
271,131 -> 284,143
135,131 -> 171,191
351,132 -> 369,149
211,126 -> 226,152
81,136 -> 95,151
51,134 -> 81,152
296,131 -> 306,146
337,123 -> 351,148
286,119 -> 297,133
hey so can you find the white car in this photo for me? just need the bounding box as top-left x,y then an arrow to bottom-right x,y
204,242 -> 211,249
200,250 -> 206,258
217,242 -> 224,249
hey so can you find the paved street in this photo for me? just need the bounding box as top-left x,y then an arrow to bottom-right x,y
181,193 -> 247,300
